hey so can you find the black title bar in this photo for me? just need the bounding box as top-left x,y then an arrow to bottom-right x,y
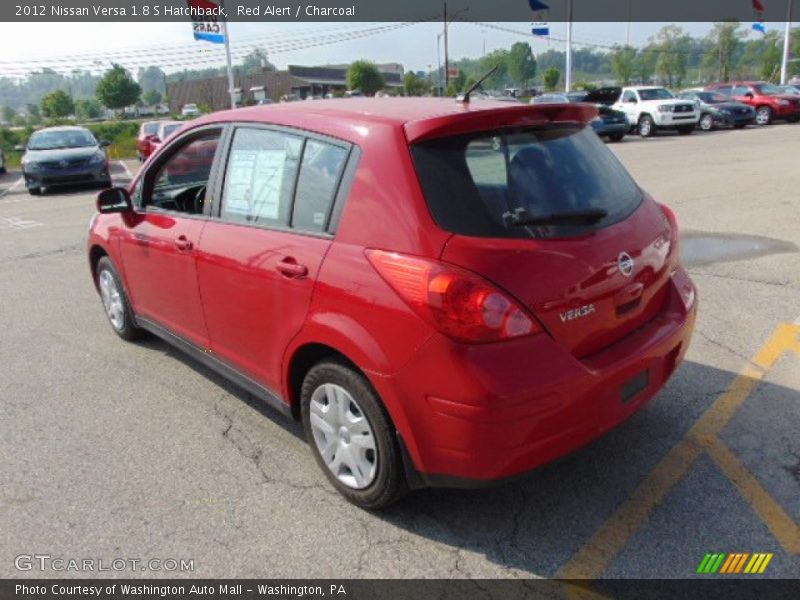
2,0 -> 796,23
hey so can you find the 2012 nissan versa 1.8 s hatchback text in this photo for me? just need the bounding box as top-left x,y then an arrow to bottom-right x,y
88,98 -> 697,509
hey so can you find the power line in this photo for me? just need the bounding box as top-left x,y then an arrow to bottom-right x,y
0,22 -> 418,77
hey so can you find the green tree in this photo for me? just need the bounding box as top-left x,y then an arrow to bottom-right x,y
652,25 -> 689,88
26,104 -> 41,125
611,45 -> 637,85
758,31 -> 783,80
634,46 -> 658,84
346,60 -> 385,96
137,66 -> 167,97
41,90 -> 75,119
403,72 -> 428,96
96,64 -> 141,112
142,89 -> 163,105
477,49 -> 510,89
1,105 -> 15,124
240,49 -> 276,74
543,67 -> 561,91
75,98 -> 102,120
507,42 -> 537,88
704,21 -> 744,82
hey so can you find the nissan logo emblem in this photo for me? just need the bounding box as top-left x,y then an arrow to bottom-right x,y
618,252 -> 635,277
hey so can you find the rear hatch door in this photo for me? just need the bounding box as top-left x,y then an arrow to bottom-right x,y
410,122 -> 674,357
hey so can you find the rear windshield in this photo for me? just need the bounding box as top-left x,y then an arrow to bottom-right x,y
410,125 -> 642,239
142,123 -> 159,135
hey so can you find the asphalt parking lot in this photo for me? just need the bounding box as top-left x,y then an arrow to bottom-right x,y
1,125 -> 798,586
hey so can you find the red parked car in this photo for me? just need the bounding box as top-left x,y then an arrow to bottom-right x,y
136,121 -> 160,162
87,99 -> 697,508
705,81 -> 800,125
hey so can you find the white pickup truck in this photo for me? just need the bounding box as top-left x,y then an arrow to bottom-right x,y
612,86 -> 700,137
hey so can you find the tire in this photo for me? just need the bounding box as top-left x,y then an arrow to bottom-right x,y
608,133 -> 625,142
734,123 -> 748,129
677,125 -> 694,135
755,106 -> 772,126
28,186 -> 41,196
301,359 -> 406,509
699,113 -> 714,131
638,115 -> 656,138
95,256 -> 144,341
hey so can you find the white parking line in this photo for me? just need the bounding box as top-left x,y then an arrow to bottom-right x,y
0,177 -> 24,201
118,160 -> 134,180
0,215 -> 43,230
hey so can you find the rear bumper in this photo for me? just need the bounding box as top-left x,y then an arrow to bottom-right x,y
374,267 -> 697,486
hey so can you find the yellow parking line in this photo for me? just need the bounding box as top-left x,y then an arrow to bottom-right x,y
559,323 -> 800,581
707,439 -> 800,554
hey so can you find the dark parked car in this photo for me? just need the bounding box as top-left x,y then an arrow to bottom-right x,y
19,126 -> 111,195
88,99 -> 696,508
677,91 -> 755,130
575,87 -> 629,142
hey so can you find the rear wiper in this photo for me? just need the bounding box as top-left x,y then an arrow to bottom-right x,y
503,207 -> 608,227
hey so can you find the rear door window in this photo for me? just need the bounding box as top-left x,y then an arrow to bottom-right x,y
292,139 -> 348,233
410,125 -> 642,239
221,128 -> 303,226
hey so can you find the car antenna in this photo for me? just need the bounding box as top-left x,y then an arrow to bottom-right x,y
456,65 -> 499,104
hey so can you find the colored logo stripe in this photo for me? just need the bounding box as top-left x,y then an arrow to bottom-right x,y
697,552 -> 773,574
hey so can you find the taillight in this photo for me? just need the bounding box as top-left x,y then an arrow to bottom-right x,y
365,250 -> 541,343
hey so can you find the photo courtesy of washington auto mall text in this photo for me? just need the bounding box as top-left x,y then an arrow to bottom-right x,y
1,0 -> 800,599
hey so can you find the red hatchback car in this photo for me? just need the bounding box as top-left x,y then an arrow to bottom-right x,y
705,81 -> 800,125
87,99 -> 697,508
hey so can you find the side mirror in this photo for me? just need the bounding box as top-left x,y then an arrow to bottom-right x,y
14,145 -> 25,152
99,140 -> 111,147
97,187 -> 132,214
745,92 -> 754,99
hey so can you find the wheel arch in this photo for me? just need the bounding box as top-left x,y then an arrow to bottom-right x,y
285,342 -> 366,420
88,244 -> 109,291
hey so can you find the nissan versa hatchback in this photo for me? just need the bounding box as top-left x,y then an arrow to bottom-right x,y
87,98 -> 697,509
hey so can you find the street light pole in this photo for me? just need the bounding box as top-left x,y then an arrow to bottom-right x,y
565,0 -> 573,92
780,0 -> 794,84
437,32 -> 443,95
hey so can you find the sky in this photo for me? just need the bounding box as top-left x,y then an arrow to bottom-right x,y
0,20 -> 792,77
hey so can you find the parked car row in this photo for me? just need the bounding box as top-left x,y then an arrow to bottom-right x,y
532,80 -> 800,141
136,120 -> 183,162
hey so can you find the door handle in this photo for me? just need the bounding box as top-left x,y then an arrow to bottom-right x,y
174,235 -> 193,251
276,257 -> 308,279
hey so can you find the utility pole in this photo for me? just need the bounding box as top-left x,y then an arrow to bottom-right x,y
780,0 -> 794,84
443,2 -> 449,89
